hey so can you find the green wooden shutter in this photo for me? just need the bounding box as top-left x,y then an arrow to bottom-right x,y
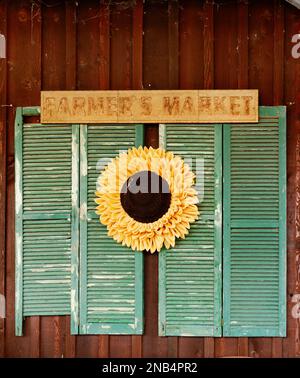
79,124 -> 144,334
223,106 -> 286,337
15,107 -> 79,336
158,124 -> 222,336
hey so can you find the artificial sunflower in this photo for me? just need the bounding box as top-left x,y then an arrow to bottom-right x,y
95,146 -> 199,253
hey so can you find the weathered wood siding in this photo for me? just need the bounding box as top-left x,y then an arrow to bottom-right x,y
0,0 -> 299,357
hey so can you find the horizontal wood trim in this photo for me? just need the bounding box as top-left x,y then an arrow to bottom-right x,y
41,90 -> 259,124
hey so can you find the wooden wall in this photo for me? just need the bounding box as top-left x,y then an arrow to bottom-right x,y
0,0 -> 299,357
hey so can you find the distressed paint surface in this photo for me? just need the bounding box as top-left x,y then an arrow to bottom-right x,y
14,107 -> 23,336
223,106 -> 286,337
158,123 -> 222,337
2,0 -> 299,358
78,123 -> 144,335
71,124 -> 80,334
15,107 -> 74,335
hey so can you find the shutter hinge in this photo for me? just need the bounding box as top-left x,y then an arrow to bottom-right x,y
221,318 -> 224,326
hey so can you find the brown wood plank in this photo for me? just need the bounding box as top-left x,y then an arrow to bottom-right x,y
64,1 -> 77,357
65,1 -> 77,90
40,316 -> 56,357
143,0 -> 169,357
237,1 -> 249,356
40,2 -> 66,357
64,316 -> 76,358
6,0 -> 41,357
76,335 -> 99,358
177,0 -> 204,359
203,0 -> 214,90
214,0 -> 238,89
0,0 -> 7,358
284,1 -> 300,358
98,0 -> 110,358
98,333 -> 109,358
237,1 -> 249,89
168,1 -> 179,356
168,0 -> 179,90
248,0 -> 275,358
203,0 -> 214,357
110,335 -> 132,358
75,0 -> 101,358
1,0 -> 299,358
179,0 -> 204,89
204,338 -> 214,358
77,1 -> 100,90
132,336 -> 142,358
215,337 -> 238,358
271,0 -> 285,358
109,1 -> 134,357
178,338 -> 204,358
249,0 -> 274,105
132,0 -> 143,90
249,338 -> 272,358
110,2 -> 132,90
238,338 -> 249,357
99,0 -> 110,90
131,0 -> 144,358
42,2 -> 66,90
273,0 -> 284,106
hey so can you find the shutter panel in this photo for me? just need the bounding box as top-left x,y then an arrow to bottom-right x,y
159,124 -> 222,336
15,107 -> 78,336
223,106 -> 286,337
79,124 -> 144,334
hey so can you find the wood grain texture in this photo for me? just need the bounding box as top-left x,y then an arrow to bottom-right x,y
132,0 -> 143,90
284,1 -> 300,358
131,0 -> 144,357
237,2 -> 249,356
6,0 -> 41,356
98,0 -> 110,358
179,0 -> 204,89
237,1 -> 249,90
203,0 -> 214,90
203,0 -> 215,358
64,2 -> 77,358
41,2 -> 66,358
0,0 -> 7,358
40,89 -> 259,124
2,0 -> 299,358
272,0 -> 285,358
65,1 -> 77,90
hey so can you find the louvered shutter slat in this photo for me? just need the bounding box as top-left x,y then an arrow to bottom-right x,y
223,107 -> 286,337
79,124 -> 144,334
159,124 -> 222,337
15,108 -> 77,335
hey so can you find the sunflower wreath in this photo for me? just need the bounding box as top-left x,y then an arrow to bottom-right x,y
95,146 -> 199,253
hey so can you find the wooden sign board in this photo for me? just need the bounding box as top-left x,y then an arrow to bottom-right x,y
41,90 -> 259,124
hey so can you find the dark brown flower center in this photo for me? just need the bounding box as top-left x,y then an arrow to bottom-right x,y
120,170 -> 171,223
